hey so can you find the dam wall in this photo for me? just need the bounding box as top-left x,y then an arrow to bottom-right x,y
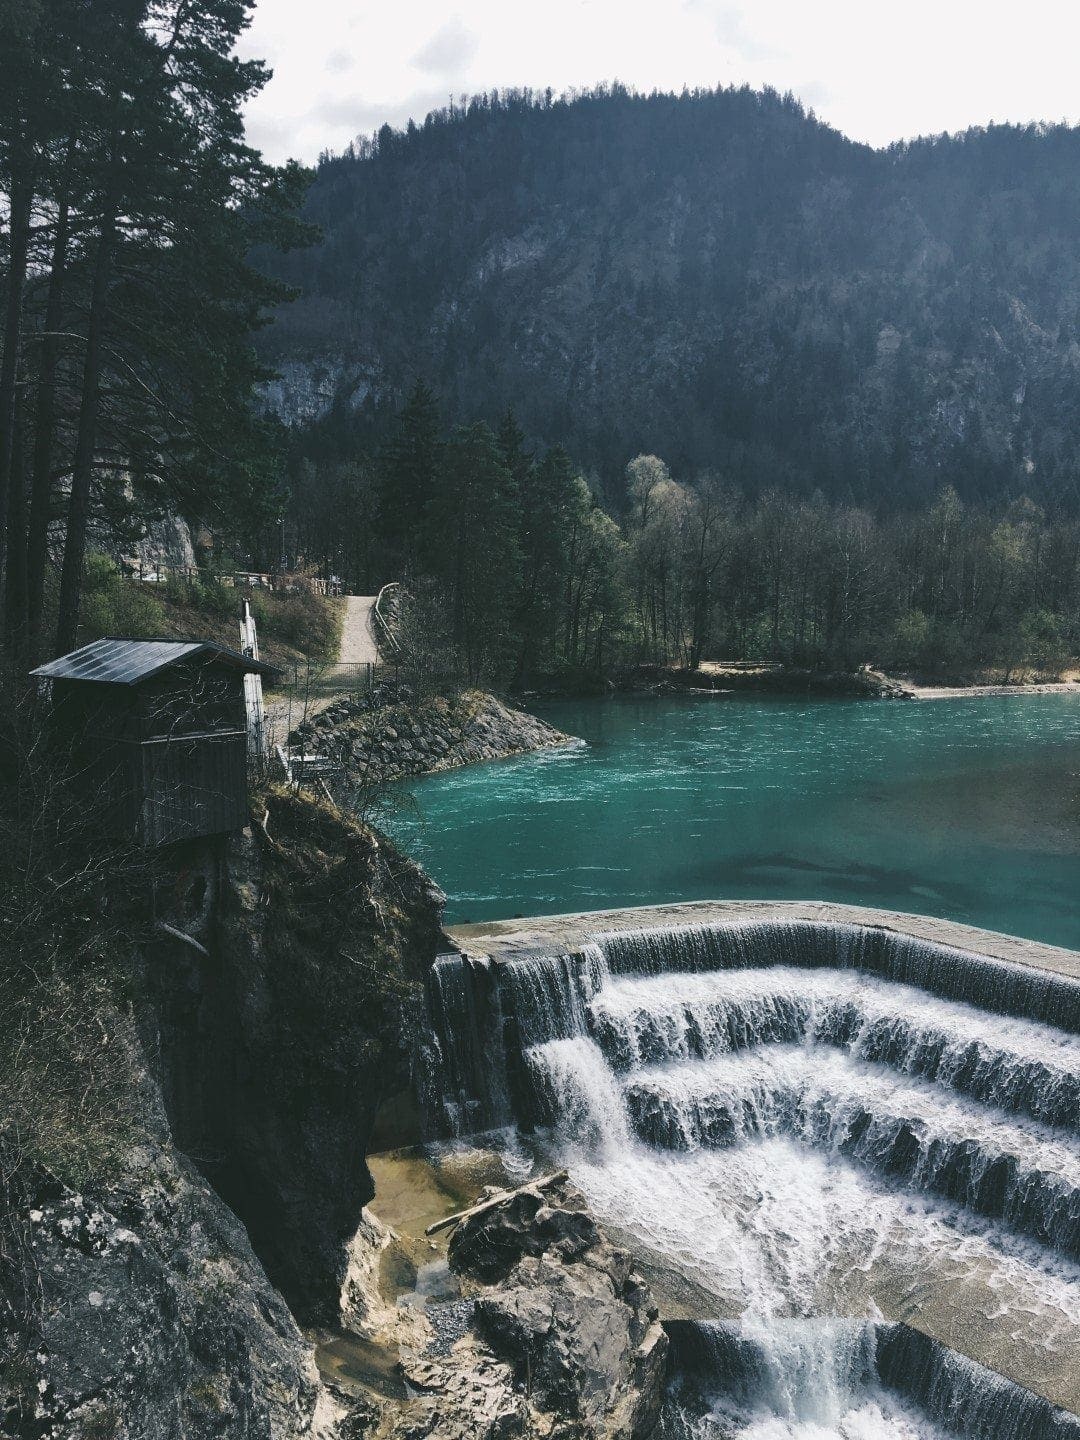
421,900 -> 1080,1424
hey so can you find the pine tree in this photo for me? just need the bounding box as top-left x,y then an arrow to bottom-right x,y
0,0 -> 63,578
514,445 -> 580,679
496,405 -> 532,498
378,379 -> 443,580
0,0 -> 311,655
53,0 -> 311,653
429,422 -> 521,682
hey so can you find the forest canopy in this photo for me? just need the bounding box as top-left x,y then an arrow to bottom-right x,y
260,84 -> 1080,514
287,383 -> 1080,687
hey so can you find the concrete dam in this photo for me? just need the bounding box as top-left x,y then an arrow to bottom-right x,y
423,901 -> 1080,1437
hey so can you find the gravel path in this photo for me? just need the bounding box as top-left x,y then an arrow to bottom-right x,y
264,594 -> 380,743
338,594 -> 380,665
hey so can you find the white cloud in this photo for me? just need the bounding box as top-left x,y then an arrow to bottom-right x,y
412,18 -> 480,76
711,3 -> 785,63
239,0 -> 1080,164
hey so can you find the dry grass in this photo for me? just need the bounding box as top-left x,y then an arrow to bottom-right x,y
0,679 -> 149,1190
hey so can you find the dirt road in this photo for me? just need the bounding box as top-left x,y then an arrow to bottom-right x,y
338,594 -> 380,666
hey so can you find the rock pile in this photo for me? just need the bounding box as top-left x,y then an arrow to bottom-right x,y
293,688 -> 574,785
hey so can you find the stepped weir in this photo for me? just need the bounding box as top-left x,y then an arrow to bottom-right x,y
425,902 -> 1080,1436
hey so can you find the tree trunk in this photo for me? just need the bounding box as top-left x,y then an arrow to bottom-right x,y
55,188 -> 118,654
26,197 -> 71,662
3,412 -> 28,654
0,175 -> 33,575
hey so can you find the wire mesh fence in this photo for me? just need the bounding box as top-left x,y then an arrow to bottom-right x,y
277,661 -> 376,696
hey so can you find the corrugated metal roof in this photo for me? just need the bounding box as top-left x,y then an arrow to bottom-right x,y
30,637 -> 278,685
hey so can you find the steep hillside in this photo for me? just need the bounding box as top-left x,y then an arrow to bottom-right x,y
260,86 -> 1080,508
1,782 -> 445,1436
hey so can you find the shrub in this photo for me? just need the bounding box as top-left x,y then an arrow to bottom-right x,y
889,608 -> 931,668
246,589 -> 340,662
80,555 -> 167,641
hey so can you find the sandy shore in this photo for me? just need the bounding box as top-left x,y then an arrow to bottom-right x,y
899,679 -> 1080,700
862,665 -> 1080,700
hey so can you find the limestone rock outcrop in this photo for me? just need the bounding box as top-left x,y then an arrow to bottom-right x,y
378,1177 -> 668,1440
1,1033 -> 329,1440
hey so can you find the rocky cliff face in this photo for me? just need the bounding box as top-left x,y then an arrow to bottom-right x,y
143,792 -> 446,1324
1,1028 -> 328,1440
2,790 -> 445,1437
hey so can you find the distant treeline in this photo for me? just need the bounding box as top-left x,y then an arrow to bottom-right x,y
287,382 -> 1080,685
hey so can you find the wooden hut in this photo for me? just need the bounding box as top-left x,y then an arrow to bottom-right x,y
31,637 -> 277,847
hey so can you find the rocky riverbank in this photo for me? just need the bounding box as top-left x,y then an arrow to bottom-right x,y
333,1171 -> 668,1440
664,662 -> 909,698
507,663 -> 900,700
864,667 -> 1080,700
293,686 -> 575,785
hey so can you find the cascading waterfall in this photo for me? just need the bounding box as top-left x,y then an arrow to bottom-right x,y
662,1320 -> 1080,1439
589,968 -> 1080,1131
590,921 -> 1080,1031
424,919 -> 1080,1436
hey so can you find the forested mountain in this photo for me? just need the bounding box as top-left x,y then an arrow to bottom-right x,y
261,85 -> 1080,510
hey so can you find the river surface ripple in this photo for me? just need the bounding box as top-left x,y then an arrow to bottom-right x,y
389,693 -> 1080,949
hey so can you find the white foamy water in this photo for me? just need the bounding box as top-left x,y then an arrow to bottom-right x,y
567,1142 -> 1080,1330
699,1408 -> 939,1439
665,1319 -> 949,1439
518,967 -> 1080,1423
524,1035 -> 632,1155
624,1046 -> 1080,1187
590,968 -> 1080,1130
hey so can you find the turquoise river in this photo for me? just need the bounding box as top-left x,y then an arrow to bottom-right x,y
387,694 -> 1080,949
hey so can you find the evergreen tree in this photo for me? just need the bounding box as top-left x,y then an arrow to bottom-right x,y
379,379 -> 442,579
514,446 -> 579,679
428,422 -> 521,682
0,0 -> 310,656
496,405 -> 533,498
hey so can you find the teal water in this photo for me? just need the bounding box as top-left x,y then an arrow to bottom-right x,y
386,695 -> 1080,949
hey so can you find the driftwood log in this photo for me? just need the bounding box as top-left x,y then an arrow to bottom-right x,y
424,1171 -> 569,1237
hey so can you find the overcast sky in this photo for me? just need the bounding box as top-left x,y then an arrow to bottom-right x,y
239,0 -> 1080,164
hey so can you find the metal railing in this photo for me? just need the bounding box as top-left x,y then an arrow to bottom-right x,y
373,582 -> 402,657
127,560 -> 343,597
